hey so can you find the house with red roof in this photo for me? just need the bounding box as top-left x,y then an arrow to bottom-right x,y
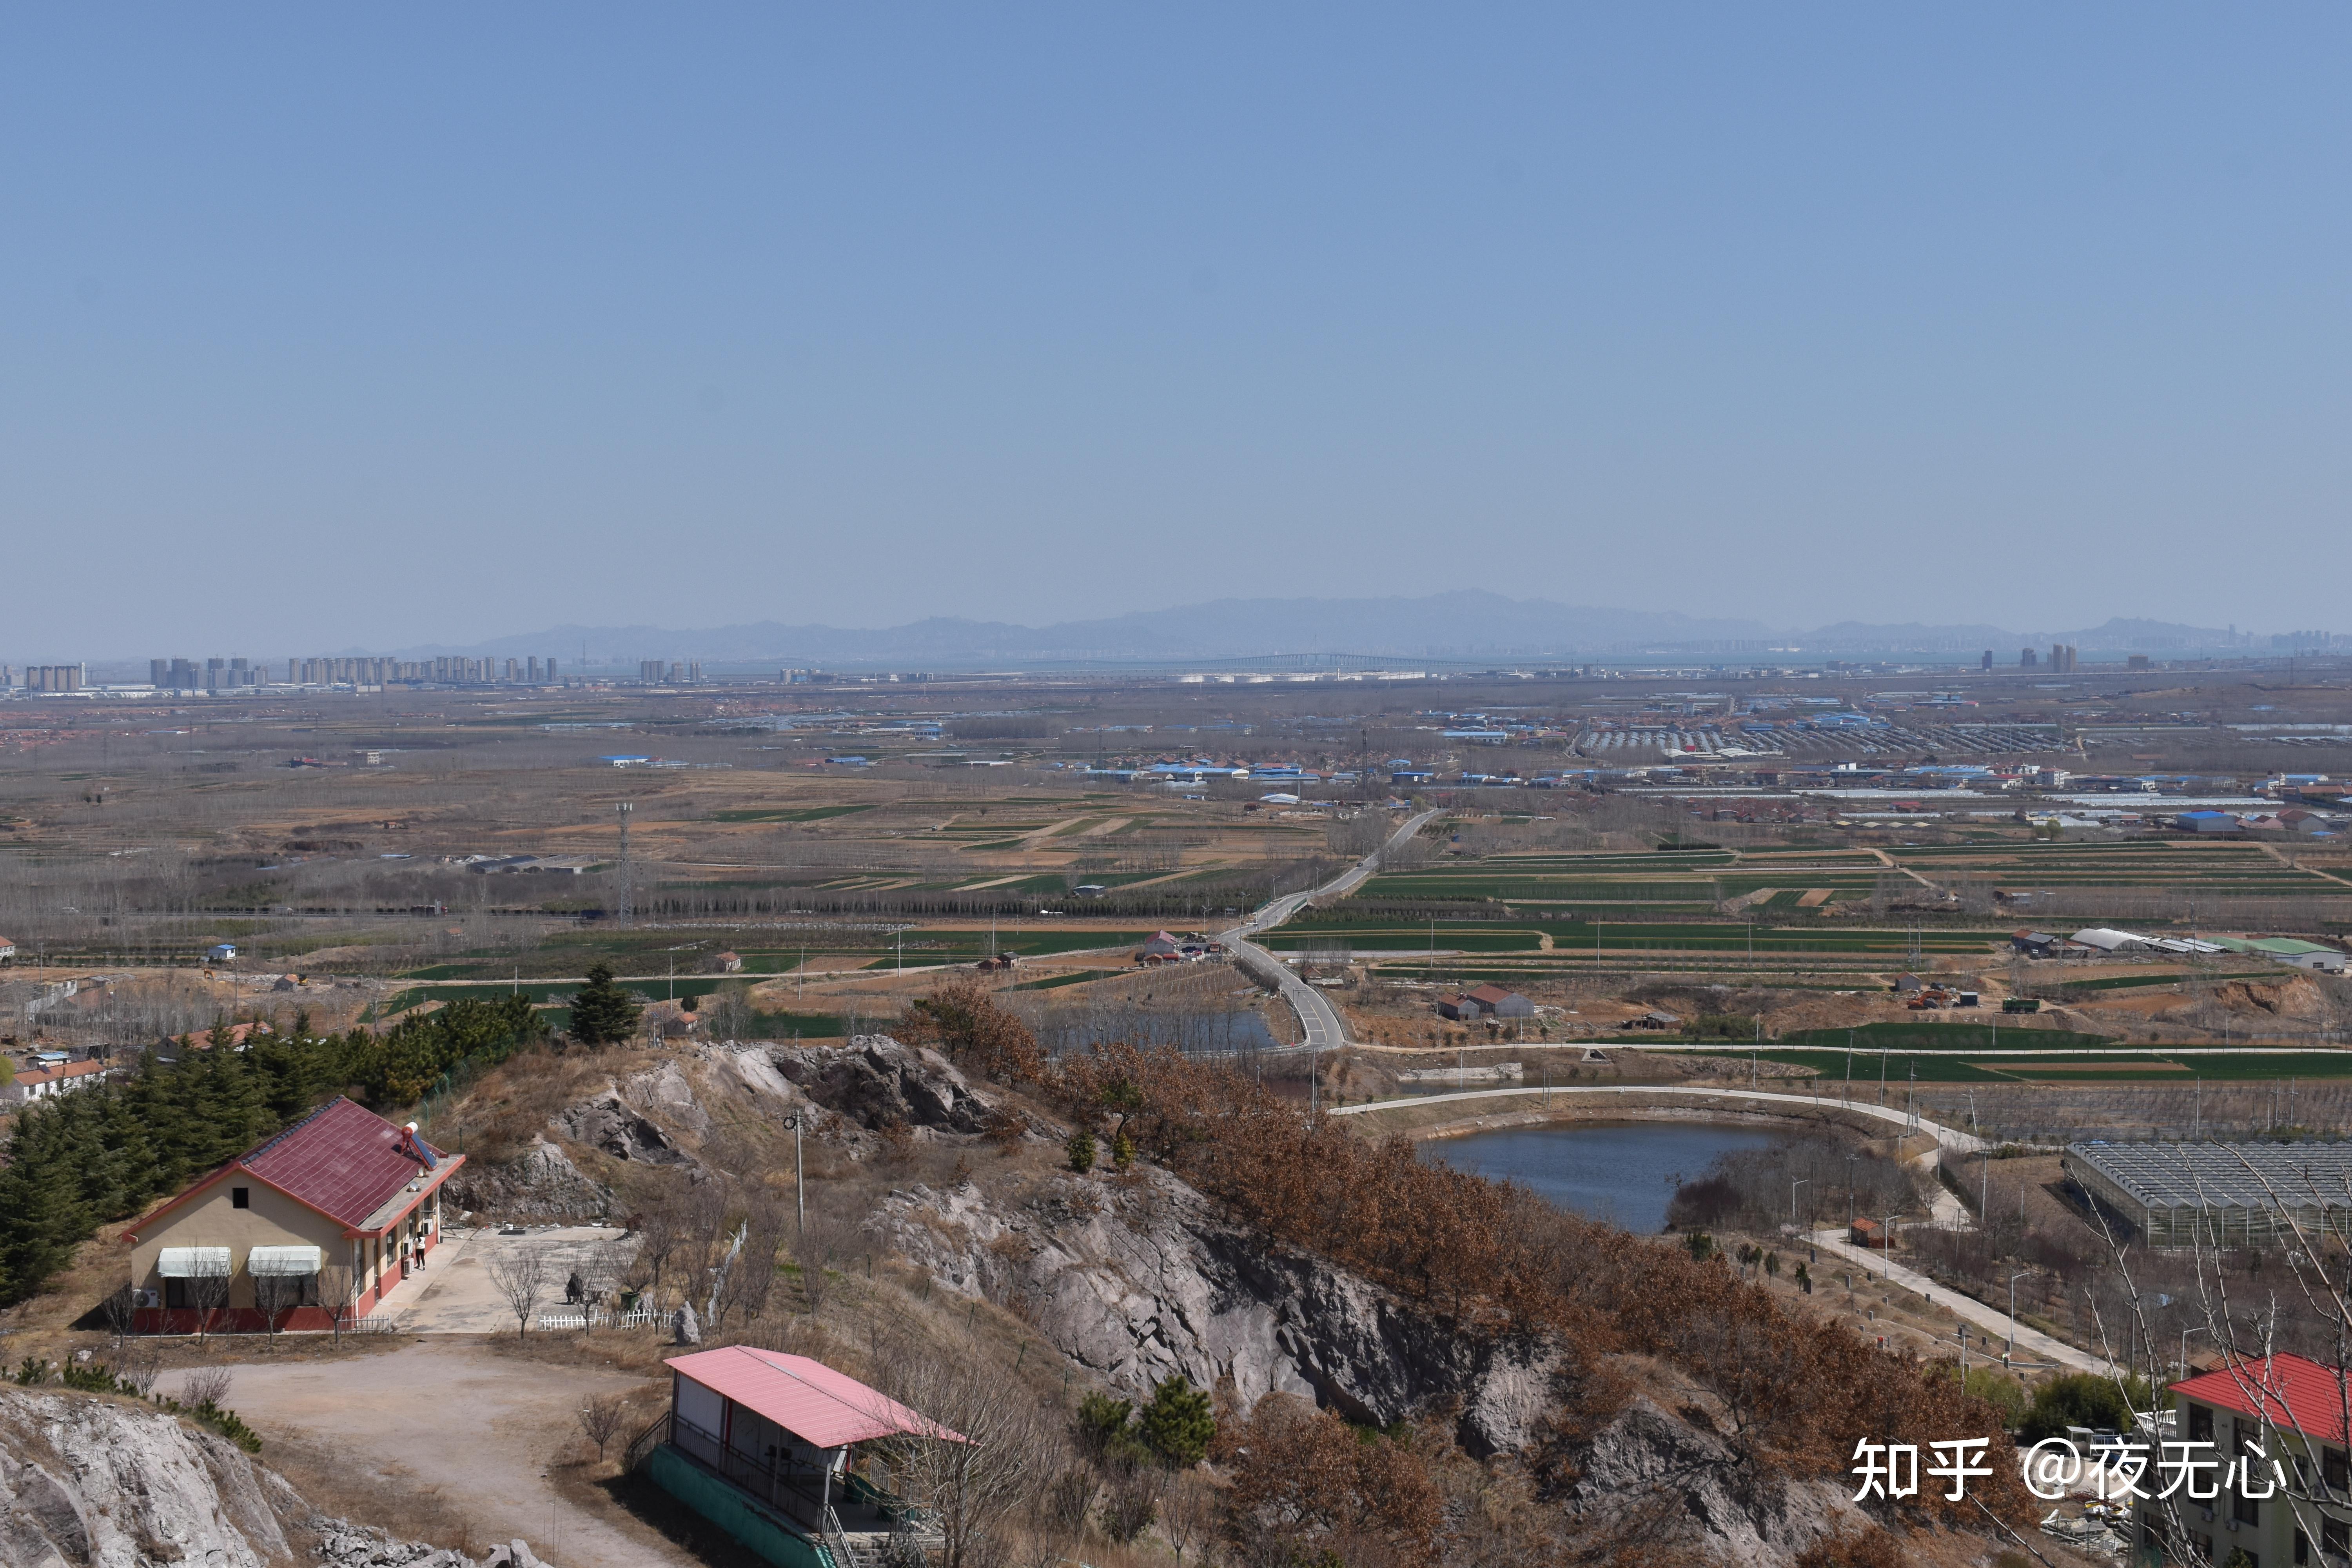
4,1057 -> 113,1103
642,1344 -> 962,1566
2136,1352 -> 2352,1566
122,1097 -> 464,1333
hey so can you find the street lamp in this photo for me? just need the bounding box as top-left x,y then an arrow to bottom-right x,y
779,1114 -> 806,1239
1846,1154 -> 1858,1227
2007,1271 -> 2034,1358
2180,1324 -> 2211,1382
1791,1178 -> 1810,1229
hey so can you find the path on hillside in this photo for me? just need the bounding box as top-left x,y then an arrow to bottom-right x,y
1224,808 -> 1443,1050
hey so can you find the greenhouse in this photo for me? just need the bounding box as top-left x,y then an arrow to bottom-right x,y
2063,1140 -> 2352,1249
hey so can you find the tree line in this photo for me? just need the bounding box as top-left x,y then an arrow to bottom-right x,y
0,995 -> 546,1306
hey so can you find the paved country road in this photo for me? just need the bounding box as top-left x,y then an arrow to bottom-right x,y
1221,806 -> 1442,1051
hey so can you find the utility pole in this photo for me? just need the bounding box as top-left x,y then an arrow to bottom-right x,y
615,802 -> 634,928
781,1114 -> 805,1238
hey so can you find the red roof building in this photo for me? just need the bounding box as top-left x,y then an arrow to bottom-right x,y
2171,1352 -> 2351,1448
124,1097 -> 464,1333
2139,1354 -> 2351,1566
4,1058 -> 112,1103
650,1345 -> 962,1561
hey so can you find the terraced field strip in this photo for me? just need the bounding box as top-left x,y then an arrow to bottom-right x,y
1269,917 -> 2007,955
707,804 -> 877,823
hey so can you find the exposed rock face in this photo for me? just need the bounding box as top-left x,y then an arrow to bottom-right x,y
1563,1396 -> 1865,1562
624,1061 -> 712,1137
445,1136 -> 613,1222
0,1386 -> 294,1568
873,1169 -> 1559,1455
0,1387 -> 549,1568
771,1036 -> 996,1137
554,1094 -> 688,1165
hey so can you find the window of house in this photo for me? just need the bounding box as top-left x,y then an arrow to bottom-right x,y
2235,1490 -> 2261,1528
2326,1446 -> 2350,1494
231,1187 -> 250,1209
2326,1515 -> 2351,1556
2188,1404 -> 2215,1443
163,1278 -> 189,1309
2295,1526 -> 2308,1566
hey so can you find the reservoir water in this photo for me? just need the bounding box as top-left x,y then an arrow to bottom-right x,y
1421,1120 -> 1786,1233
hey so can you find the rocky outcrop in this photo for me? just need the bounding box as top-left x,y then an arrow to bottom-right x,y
874,1169 -> 1559,1455
554,1094 -> 688,1165
0,1387 -> 553,1568
444,1136 -> 613,1222
0,1386 -> 294,1568
771,1036 -> 996,1137
1563,1396 -> 1866,1562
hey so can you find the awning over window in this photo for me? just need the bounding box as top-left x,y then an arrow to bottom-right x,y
157,1247 -> 231,1278
247,1245 -> 322,1276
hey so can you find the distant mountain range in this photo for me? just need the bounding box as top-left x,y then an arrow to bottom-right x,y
351,592 -> 2274,668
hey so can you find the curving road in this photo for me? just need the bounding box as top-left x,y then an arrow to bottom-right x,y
1224,807 -> 1443,1051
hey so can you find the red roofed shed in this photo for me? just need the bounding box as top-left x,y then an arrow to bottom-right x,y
648,1345 -> 962,1563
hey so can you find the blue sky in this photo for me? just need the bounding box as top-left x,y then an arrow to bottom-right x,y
5,6 -> 2348,655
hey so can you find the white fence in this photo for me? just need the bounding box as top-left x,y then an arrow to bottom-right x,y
536,1303 -> 662,1332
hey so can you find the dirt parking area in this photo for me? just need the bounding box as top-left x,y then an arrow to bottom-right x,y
161,1339 -> 687,1568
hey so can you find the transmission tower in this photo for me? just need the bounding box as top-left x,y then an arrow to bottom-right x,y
616,801 -> 634,927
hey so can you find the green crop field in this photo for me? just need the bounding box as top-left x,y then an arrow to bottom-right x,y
708,804 -> 878,823
1779,1022 -> 2116,1052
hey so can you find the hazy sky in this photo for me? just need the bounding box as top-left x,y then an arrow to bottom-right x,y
7,7 -> 2349,656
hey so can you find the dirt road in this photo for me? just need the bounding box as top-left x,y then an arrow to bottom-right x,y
162,1340 -> 691,1568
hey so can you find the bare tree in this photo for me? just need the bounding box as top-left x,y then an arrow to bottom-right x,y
629,1200 -> 686,1307
866,1342 -> 1058,1568
181,1366 -> 233,1410
183,1256 -> 234,1343
1161,1470 -> 1220,1564
577,1394 -> 629,1462
100,1280 -> 137,1347
795,1208 -> 865,1320
487,1249 -> 550,1338
318,1263 -> 354,1343
717,1201 -> 788,1329
251,1267 -> 307,1337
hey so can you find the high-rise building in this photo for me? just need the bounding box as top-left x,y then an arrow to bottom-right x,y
25,664 -> 85,693
2020,648 -> 2038,669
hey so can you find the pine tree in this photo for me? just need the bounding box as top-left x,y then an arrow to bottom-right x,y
569,962 -> 643,1046
1137,1376 -> 1217,1468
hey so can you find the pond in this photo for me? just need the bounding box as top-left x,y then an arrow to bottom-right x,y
1419,1120 -> 1787,1233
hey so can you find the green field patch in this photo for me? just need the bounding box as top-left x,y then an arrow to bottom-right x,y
1780,1022 -> 2116,1053
709,804 -> 878,823
1011,967 -> 1122,991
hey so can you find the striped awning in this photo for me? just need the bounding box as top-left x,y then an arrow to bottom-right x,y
157,1247 -> 231,1278
247,1245 -> 322,1276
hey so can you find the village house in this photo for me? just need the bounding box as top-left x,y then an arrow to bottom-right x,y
122,1097 -> 464,1333
3,1056 -> 112,1103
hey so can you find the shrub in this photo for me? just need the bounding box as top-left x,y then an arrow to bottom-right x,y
1065,1130 -> 1098,1174
1136,1376 -> 1216,1468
